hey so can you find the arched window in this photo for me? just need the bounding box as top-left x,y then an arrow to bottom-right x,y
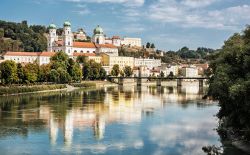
74,50 -> 77,53
96,38 -> 99,44
81,50 -> 83,53
68,41 -> 70,46
87,51 -> 90,53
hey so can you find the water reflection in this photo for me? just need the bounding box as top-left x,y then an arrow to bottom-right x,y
0,82 -> 245,155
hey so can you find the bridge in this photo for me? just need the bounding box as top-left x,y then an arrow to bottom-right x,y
108,76 -> 209,88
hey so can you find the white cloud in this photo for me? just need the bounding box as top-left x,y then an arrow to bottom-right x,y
65,0 -> 144,7
72,4 -> 90,15
181,0 -> 217,8
122,24 -> 146,33
147,0 -> 250,30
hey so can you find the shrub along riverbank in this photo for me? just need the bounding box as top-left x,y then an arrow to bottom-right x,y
0,84 -> 67,95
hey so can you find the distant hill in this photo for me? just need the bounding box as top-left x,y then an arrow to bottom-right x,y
0,20 -> 47,53
118,45 -> 216,64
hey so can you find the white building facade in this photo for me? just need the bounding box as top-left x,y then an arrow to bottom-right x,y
134,58 -> 161,69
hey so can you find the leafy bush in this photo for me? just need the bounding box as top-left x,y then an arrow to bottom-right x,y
0,84 -> 66,95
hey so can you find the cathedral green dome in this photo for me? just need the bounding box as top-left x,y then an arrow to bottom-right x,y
48,23 -> 56,29
63,21 -> 71,27
94,25 -> 104,34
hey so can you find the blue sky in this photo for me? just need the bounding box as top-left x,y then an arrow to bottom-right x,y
0,0 -> 250,51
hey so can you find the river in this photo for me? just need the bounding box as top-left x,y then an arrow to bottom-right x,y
0,82 -> 247,155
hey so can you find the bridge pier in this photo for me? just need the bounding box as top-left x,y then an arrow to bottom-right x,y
137,78 -> 142,86
198,79 -> 204,94
199,79 -> 203,87
177,79 -> 182,87
118,77 -> 124,86
156,78 -> 161,86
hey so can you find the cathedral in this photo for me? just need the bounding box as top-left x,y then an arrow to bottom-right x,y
47,21 -> 118,56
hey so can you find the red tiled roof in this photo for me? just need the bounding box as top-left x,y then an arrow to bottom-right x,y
112,36 -> 120,39
97,44 -> 117,49
4,51 -> 56,57
73,53 -> 96,57
194,64 -> 209,69
39,52 -> 56,56
73,42 -> 96,48
4,52 -> 41,56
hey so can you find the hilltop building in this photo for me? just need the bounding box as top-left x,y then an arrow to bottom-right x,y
47,22 -> 118,56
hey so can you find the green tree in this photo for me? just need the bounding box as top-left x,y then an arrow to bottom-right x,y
50,51 -> 69,69
150,43 -> 155,49
17,63 -> 24,83
124,66 -> 133,77
99,67 -> 107,80
168,71 -> 174,78
120,70 -> 124,77
0,28 -> 4,38
160,71 -> 164,78
57,67 -> 71,83
49,69 -> 59,82
76,55 -> 87,64
82,62 -> 91,80
111,64 -> 120,76
208,27 -> 250,140
23,62 -> 39,83
71,63 -> 82,82
38,64 -> 50,82
146,42 -> 150,48
0,60 -> 18,84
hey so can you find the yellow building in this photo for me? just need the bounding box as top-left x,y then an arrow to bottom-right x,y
87,56 -> 102,64
101,53 -> 134,71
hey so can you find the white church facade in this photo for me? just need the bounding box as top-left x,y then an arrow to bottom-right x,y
47,22 -> 118,57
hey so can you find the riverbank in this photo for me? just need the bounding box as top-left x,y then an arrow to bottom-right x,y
0,81 -> 116,96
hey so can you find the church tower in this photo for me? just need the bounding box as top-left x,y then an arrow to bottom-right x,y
92,25 -> 105,44
47,24 -> 57,52
63,21 -> 73,55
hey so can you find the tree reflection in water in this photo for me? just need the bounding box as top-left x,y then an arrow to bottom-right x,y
0,82 -> 246,155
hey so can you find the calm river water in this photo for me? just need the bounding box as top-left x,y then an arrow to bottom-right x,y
0,82 -> 247,155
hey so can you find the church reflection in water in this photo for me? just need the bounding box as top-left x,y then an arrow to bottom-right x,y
0,81 -> 206,150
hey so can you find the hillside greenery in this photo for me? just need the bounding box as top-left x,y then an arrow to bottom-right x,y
118,45 -> 215,64
0,20 -> 47,52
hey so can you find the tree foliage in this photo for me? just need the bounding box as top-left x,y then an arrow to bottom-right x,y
0,51 -> 83,84
0,60 -> 18,84
111,64 -> 120,76
208,26 -> 250,140
82,59 -> 106,80
123,66 -> 133,77
0,20 -> 47,52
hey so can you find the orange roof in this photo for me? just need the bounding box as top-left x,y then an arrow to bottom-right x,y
73,53 -> 96,57
112,36 -> 120,39
39,52 -> 56,56
97,44 -> 117,49
4,52 -> 41,56
4,51 -> 56,57
73,42 -> 96,48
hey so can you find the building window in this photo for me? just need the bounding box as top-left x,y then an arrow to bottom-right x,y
74,50 -> 77,53
87,51 -> 90,53
68,42 -> 70,46
81,50 -> 83,53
